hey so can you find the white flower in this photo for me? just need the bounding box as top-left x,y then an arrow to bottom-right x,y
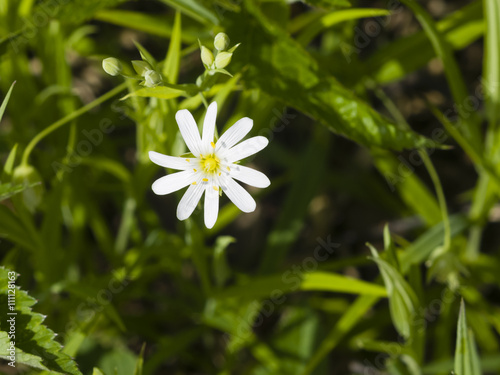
149,102 -> 270,229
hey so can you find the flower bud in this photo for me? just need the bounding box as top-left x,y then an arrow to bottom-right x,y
102,57 -> 122,76
200,46 -> 214,67
144,70 -> 162,87
215,52 -> 232,69
132,60 -> 152,76
214,33 -> 230,51
12,164 -> 44,212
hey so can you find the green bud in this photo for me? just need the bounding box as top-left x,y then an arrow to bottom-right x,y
200,46 -> 214,67
214,32 -> 230,51
215,52 -> 232,69
132,60 -> 152,76
144,70 -> 162,87
102,57 -> 123,76
12,164 -> 44,212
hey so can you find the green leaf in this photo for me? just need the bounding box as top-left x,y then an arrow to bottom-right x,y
122,85 -> 190,100
365,1 -> 484,84
398,0 -> 480,145
3,144 -> 18,178
163,12 -> 182,83
95,10 -> 173,38
0,205 -> 40,252
368,244 -> 419,339
302,295 -> 379,375
0,81 -> 15,123
159,0 -> 219,25
0,267 -> 82,375
371,148 -> 442,226
212,271 -> 388,300
259,128 -> 328,273
454,301 -> 482,375
226,1 -> 436,151
297,8 -> 391,46
299,0 -> 351,9
0,182 -> 40,202
483,0 -> 500,127
399,215 -> 469,274
212,236 -> 235,287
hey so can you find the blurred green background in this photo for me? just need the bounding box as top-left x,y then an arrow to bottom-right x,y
0,0 -> 499,374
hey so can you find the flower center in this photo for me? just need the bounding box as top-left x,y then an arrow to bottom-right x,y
201,155 -> 219,173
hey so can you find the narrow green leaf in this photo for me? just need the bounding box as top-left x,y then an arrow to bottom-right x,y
159,0 -> 219,25
454,301 -> 482,375
3,144 -> 18,177
212,271 -> 387,300
0,81 -> 15,123
298,8 -> 390,46
399,0 -> 480,145
483,0 -> 500,128
163,12 -> 182,83
301,295 -> 379,375
227,1 -> 437,151
301,0 -> 351,8
212,236 -> 235,287
400,215 -> 469,274
366,1 -> 483,84
369,244 -> 419,339
122,86 -> 187,100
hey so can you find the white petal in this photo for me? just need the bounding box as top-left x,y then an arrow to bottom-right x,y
229,165 -> 270,188
152,170 -> 195,195
204,183 -> 219,229
220,175 -> 256,213
149,151 -> 191,170
224,136 -> 269,163
177,179 -> 205,220
175,109 -> 202,156
202,102 -> 217,154
216,117 -> 253,156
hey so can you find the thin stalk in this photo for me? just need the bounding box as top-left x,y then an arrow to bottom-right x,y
22,81 -> 128,165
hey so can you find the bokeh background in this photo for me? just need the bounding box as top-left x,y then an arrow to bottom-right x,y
1,0 -> 499,374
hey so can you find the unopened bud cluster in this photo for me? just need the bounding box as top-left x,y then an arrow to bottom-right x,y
199,32 -> 240,73
102,51 -> 163,87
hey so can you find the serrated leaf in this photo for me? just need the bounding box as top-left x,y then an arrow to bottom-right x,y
0,267 -> 82,375
226,2 -> 436,151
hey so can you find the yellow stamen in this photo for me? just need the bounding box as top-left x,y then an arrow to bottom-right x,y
211,141 -> 216,148
218,172 -> 221,176
213,186 -> 219,191
227,166 -> 230,171
186,159 -> 190,162
202,178 -> 208,182
193,169 -> 197,172
192,181 -> 197,185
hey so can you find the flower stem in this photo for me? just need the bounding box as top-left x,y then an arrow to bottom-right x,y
21,82 -> 128,166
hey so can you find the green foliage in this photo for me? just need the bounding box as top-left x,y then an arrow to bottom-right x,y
0,267 -> 82,375
454,301 -> 482,375
0,0 -> 499,374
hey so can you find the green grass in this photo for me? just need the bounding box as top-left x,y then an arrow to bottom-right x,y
0,0 -> 499,374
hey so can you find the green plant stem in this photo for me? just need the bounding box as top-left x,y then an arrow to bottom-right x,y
370,81 -> 451,252
21,81 -> 128,166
